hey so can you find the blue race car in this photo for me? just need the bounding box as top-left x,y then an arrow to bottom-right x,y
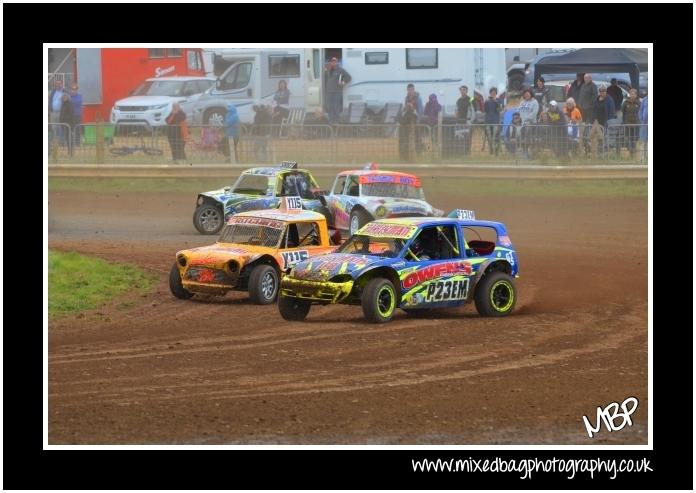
278,210 -> 519,323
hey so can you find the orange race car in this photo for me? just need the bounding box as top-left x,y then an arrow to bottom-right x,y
170,198 -> 339,304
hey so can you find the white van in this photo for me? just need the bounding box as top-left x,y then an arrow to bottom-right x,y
191,48 -> 507,125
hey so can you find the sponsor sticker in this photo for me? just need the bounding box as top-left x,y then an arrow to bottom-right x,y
359,222 -> 417,239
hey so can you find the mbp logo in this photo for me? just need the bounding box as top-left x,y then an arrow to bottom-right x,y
582,396 -> 639,438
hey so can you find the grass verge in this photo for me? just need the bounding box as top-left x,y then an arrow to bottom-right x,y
48,250 -> 157,319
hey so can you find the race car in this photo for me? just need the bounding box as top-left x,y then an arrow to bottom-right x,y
277,210 -> 518,323
325,163 -> 444,235
193,161 -> 330,235
172,197 -> 338,304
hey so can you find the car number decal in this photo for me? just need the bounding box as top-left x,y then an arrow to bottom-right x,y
281,250 -> 309,269
425,278 -> 469,302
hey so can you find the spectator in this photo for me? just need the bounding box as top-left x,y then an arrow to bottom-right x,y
567,73 -> 584,101
404,83 -> 423,119
399,103 -> 419,162
455,85 -> 474,154
222,104 -> 241,164
165,103 -> 188,163
483,87 -> 502,155
518,88 -> 539,159
252,103 -> 272,162
564,97 -> 583,148
422,93 -> 442,126
533,77 -> 549,112
546,100 -> 569,156
455,85 -> 474,123
577,73 -> 598,125
639,94 -> 648,144
49,78 -> 66,145
69,83 -> 83,147
594,85 -> 616,127
324,57 -> 351,123
58,92 -> 75,149
271,79 -> 291,125
621,88 -> 641,157
606,78 -> 624,111
504,112 -> 523,155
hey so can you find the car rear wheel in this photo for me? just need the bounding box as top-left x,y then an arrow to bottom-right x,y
193,203 -> 224,235
362,278 -> 397,323
169,262 -> 193,300
248,264 -> 279,305
278,295 -> 311,321
349,209 -> 371,236
474,271 -> 516,317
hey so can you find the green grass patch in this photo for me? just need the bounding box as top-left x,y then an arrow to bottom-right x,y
48,250 -> 156,319
49,176 -> 646,197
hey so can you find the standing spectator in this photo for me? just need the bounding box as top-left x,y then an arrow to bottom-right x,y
59,92 -> 75,150
577,73 -> 598,125
422,93 -> 442,126
455,85 -> 474,123
222,104 -> 241,164
69,83 -> 83,147
639,94 -> 648,145
252,103 -> 272,162
504,112 -> 523,155
621,88 -> 641,157
324,57 -> 351,123
606,78 -> 624,112
483,87 -> 502,155
578,74 -> 598,154
568,73 -> 584,101
594,85 -> 616,127
271,79 -> 291,125
165,103 -> 188,163
404,83 -> 423,119
546,100 -> 568,156
49,78 -> 66,145
399,103 -> 419,162
564,97 -> 583,150
518,88 -> 539,159
533,77 -> 549,113
455,85 -> 474,154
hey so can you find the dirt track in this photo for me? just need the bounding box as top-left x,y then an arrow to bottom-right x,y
48,185 -> 648,444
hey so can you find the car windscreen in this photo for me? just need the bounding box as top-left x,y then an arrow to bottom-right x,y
231,174 -> 269,195
361,182 -> 425,200
133,80 -> 186,97
279,172 -> 316,200
336,234 -> 405,258
218,223 -> 284,247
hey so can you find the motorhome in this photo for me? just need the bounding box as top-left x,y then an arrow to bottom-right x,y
190,48 -> 508,125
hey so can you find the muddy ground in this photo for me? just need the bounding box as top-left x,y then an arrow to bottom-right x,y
48,177 -> 648,444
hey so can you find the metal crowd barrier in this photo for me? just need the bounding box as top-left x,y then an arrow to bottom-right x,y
47,121 -> 647,165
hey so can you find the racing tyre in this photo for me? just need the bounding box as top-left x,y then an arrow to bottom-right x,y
278,295 -> 311,321
474,271 -> 516,317
362,278 -> 397,323
193,203 -> 224,235
248,264 -> 279,305
349,209 -> 372,236
169,262 -> 193,300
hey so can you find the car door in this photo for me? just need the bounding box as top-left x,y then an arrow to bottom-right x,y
399,225 -> 473,309
328,174 -> 349,231
278,222 -> 330,271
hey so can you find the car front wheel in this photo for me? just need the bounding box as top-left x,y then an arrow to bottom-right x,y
248,264 -> 279,304
349,209 -> 371,236
193,203 -> 224,235
361,278 -> 397,323
169,262 -> 193,300
278,295 -> 311,321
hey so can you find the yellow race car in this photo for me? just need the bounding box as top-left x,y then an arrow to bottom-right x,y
170,199 -> 339,304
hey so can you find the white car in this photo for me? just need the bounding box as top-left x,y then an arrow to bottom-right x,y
111,76 -> 215,128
